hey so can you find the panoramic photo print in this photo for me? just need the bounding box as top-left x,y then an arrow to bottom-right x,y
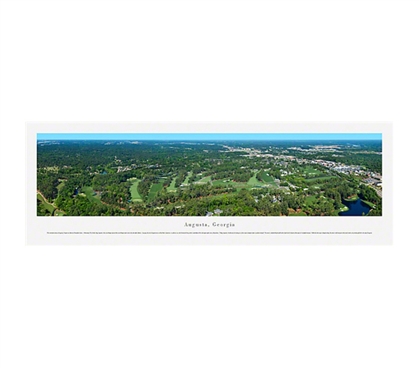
37,133 -> 383,217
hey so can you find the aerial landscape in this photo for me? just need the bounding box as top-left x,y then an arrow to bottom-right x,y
36,133 -> 383,217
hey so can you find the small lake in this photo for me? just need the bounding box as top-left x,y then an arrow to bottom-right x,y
339,198 -> 372,216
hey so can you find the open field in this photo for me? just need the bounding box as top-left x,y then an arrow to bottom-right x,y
247,172 -> 264,187
148,181 -> 164,200
305,175 -> 335,183
182,172 -> 192,185
309,185 -> 323,190
195,175 -> 211,184
57,180 -> 66,191
167,177 -> 177,192
81,186 -> 102,204
260,171 -> 275,183
212,179 -> 232,187
128,178 -> 143,202
37,193 -> 55,214
303,166 -> 322,175
212,178 -> 257,190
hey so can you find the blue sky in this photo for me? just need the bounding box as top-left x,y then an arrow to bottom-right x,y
37,133 -> 382,141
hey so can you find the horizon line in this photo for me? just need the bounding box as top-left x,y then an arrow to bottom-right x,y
37,133 -> 382,141
37,138 -> 383,141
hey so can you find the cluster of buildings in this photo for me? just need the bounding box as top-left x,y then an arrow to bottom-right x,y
116,163 -> 138,173
363,176 -> 382,187
309,159 -> 364,175
289,145 -> 341,153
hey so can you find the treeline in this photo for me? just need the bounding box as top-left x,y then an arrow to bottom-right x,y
37,171 -> 59,201
128,188 -> 338,217
175,170 -> 188,187
37,140 -> 227,173
129,189 -> 294,216
136,175 -> 162,199
152,183 -> 234,206
56,195 -> 126,216
268,168 -> 282,180
209,164 -> 253,182
256,170 -> 280,182
359,184 -> 380,204
100,182 -> 131,207
358,184 -> 382,216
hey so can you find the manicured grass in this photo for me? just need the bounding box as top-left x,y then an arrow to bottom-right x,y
260,171 -> 275,183
148,182 -> 163,200
361,199 -> 375,208
167,177 -> 178,192
310,185 -> 322,190
247,172 -> 264,187
128,179 -> 143,202
38,192 -> 66,215
212,178 -> 250,190
81,186 -> 102,204
336,205 -> 349,215
211,172 -> 273,189
232,182 -> 248,188
57,181 -> 65,191
212,179 -> 231,187
303,166 -> 322,175
305,175 -> 335,183
37,193 -> 55,214
305,195 -> 317,205
195,175 -> 211,184
182,172 -> 192,185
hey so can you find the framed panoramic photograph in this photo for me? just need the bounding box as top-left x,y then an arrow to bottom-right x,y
26,122 -> 392,245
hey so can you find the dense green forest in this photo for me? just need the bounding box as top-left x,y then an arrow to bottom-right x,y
37,139 -> 382,216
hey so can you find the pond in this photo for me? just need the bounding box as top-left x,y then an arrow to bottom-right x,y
339,198 -> 372,216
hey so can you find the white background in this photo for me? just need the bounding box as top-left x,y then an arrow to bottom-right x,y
0,1 -> 417,367
27,122 -> 393,246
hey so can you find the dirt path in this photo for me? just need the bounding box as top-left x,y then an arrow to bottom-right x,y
36,190 -> 52,204
37,191 -> 66,215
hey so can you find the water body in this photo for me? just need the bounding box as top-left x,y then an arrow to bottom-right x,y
339,198 -> 372,216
